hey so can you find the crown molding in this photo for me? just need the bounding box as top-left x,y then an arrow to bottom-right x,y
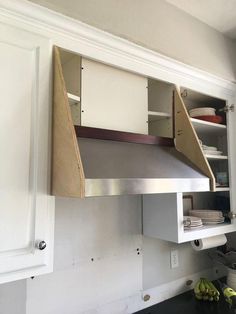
0,0 -> 235,98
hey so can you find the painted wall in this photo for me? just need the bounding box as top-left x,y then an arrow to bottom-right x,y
0,280 -> 26,314
26,196 -> 142,313
25,196 -> 214,314
29,0 -> 236,82
0,1 -> 235,314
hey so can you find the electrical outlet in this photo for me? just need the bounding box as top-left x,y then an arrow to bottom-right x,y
170,249 -> 179,269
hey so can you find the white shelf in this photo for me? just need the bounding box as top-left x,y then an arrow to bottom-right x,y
67,93 -> 80,105
215,187 -> 230,192
190,118 -> 226,135
148,111 -> 171,122
205,154 -> 228,160
182,222 -> 233,242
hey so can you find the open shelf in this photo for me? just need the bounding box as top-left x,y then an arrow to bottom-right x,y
67,92 -> 80,105
148,111 -> 171,122
205,154 -> 228,160
191,118 -> 226,135
215,187 -> 230,192
182,222 -> 233,242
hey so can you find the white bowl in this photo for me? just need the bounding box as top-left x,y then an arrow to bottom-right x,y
189,107 -> 216,117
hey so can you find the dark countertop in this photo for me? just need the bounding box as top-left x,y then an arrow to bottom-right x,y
134,285 -> 236,314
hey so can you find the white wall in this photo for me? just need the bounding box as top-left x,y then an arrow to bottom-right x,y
29,0 -> 236,82
0,1 -> 235,314
0,280 -> 26,314
25,195 -> 215,314
26,196 -> 143,314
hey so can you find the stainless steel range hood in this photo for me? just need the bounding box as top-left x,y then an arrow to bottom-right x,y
75,127 -> 210,197
52,46 -> 211,198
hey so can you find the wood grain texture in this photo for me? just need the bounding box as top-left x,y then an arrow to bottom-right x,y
174,88 -> 215,191
52,46 -> 85,197
75,126 -> 174,146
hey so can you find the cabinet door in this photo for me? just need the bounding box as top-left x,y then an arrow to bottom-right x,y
0,23 -> 54,283
81,58 -> 148,134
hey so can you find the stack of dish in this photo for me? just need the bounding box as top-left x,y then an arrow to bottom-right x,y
201,144 -> 223,156
189,210 -> 225,225
189,107 -> 223,124
183,216 -> 203,230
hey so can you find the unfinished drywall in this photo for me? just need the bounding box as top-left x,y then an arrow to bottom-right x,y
26,196 -> 142,314
29,0 -> 236,82
25,195 -> 214,314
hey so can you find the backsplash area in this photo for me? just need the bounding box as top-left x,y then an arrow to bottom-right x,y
24,195 -> 214,313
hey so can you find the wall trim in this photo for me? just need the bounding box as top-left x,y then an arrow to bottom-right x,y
82,267 -> 222,313
0,0 -> 235,99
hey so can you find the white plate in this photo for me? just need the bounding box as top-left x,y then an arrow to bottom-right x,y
183,216 -> 202,222
203,221 -> 225,225
189,210 -> 223,215
189,209 -> 222,213
184,224 -> 203,229
203,150 -> 222,155
202,145 -> 217,151
201,216 -> 224,220
189,107 -> 216,117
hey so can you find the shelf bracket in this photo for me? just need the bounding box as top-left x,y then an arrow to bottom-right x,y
219,104 -> 234,113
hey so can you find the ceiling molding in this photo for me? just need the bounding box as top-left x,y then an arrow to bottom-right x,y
0,0 -> 235,98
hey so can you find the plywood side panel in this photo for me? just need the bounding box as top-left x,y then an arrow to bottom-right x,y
52,46 -> 85,197
174,88 -> 215,190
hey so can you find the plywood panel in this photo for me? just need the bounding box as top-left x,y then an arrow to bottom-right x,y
174,88 -> 215,190
52,47 -> 85,197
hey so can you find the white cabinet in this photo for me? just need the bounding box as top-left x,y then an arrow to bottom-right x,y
0,23 -> 54,283
143,88 -> 236,243
59,48 -> 148,134
81,58 -> 148,134
143,193 -> 236,243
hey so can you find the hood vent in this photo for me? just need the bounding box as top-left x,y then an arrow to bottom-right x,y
74,127 -> 209,197
52,46 -> 210,198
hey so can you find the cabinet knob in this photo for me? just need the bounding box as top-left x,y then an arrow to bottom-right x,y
36,240 -> 47,250
229,213 -> 236,219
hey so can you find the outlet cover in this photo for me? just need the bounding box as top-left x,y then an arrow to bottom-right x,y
170,249 -> 179,269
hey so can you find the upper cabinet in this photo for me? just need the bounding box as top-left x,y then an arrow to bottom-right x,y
52,46 -> 236,242
0,23 -> 54,283
143,88 -> 235,243
147,79 -> 174,138
180,87 -> 230,192
60,49 -> 148,134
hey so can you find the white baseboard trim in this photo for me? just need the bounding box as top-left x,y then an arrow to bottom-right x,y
81,267 -> 220,314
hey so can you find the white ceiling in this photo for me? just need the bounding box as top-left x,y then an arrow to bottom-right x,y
166,0 -> 236,39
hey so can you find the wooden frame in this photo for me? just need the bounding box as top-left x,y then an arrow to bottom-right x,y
74,126 -> 174,146
174,88 -> 215,190
52,46 -> 85,197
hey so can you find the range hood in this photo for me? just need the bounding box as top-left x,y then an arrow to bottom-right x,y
52,46 -> 212,198
73,127 -> 209,197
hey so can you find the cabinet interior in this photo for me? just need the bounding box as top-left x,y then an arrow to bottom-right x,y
180,87 -> 229,190
181,87 -> 231,228
183,191 -> 231,222
60,49 -> 81,126
147,79 -> 174,138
